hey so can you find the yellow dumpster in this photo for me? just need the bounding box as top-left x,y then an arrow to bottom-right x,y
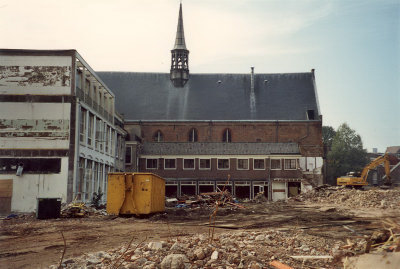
106,173 -> 165,215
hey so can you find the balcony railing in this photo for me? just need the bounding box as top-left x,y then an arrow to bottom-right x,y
75,87 -> 114,124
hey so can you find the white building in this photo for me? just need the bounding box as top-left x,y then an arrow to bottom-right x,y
0,49 -> 126,213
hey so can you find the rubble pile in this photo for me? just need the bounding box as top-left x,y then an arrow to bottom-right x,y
169,190 -> 244,210
51,229 -> 345,269
61,203 -> 107,218
291,186 -> 400,209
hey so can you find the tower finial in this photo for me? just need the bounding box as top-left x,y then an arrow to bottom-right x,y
173,2 -> 187,50
170,2 -> 189,87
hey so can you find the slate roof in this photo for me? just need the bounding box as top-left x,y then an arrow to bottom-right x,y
140,142 -> 300,156
97,72 -> 320,121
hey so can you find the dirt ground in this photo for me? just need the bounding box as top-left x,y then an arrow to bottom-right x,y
1,200 -> 399,269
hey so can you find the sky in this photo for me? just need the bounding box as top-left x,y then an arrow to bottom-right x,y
1,0 -> 399,152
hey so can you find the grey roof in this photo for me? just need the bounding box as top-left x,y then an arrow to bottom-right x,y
173,3 -> 187,50
97,71 -> 320,121
141,142 -> 300,155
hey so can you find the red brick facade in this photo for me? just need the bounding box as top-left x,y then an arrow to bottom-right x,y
126,120 -> 323,156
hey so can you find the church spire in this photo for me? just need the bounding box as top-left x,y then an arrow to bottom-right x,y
173,3 -> 187,50
170,3 -> 189,87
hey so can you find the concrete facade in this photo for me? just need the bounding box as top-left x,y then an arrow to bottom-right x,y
0,49 -> 126,213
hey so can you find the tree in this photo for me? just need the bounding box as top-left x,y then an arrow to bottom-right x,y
326,123 -> 368,185
322,126 -> 336,148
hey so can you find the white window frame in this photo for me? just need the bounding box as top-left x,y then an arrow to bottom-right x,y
199,158 -> 211,170
183,158 -> 195,170
217,158 -> 230,170
164,158 -> 177,170
146,158 -> 158,170
284,159 -> 297,170
270,158 -> 282,170
253,158 -> 265,170
237,158 -> 249,170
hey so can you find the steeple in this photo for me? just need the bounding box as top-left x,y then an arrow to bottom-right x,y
170,3 -> 189,87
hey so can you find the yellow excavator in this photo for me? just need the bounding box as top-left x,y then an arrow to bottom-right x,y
337,154 -> 391,187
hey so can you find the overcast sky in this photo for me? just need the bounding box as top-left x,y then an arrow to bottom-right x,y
1,0 -> 399,152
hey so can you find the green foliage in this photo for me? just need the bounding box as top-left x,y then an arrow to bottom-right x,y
327,123 -> 368,184
322,126 -> 336,148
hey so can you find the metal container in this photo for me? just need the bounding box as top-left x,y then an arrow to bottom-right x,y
106,173 -> 165,215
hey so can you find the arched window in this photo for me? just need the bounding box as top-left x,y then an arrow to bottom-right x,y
153,130 -> 163,142
222,128 -> 232,142
188,128 -> 198,142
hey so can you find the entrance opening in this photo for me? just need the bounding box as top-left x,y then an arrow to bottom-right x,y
181,185 -> 196,196
288,182 -> 301,197
235,186 -> 250,199
199,185 -> 214,194
165,185 -> 178,197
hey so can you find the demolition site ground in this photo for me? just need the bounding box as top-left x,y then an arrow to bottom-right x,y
1,191 -> 399,269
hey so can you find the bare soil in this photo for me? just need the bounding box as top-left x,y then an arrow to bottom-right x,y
1,201 -> 399,269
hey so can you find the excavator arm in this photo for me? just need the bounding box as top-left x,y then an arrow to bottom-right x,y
360,154 -> 391,184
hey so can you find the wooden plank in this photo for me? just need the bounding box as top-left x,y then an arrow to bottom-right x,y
0,179 -> 12,198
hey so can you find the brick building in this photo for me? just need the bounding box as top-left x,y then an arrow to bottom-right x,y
98,4 -> 324,201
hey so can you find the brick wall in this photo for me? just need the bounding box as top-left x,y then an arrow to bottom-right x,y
126,121 -> 323,156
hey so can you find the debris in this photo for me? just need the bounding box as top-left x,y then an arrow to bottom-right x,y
61,202 -> 87,218
289,186 -> 400,209
290,255 -> 333,260
343,252 -> 400,269
269,260 -> 294,269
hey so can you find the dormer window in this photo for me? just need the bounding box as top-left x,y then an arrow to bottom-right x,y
222,128 -> 232,142
153,130 -> 163,142
188,128 -> 198,142
307,109 -> 315,120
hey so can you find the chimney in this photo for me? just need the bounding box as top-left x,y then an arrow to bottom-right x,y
250,67 -> 255,93
249,67 -> 256,116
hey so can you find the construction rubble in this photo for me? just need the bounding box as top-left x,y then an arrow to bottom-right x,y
50,229 -> 344,269
289,185 -> 400,209
169,190 -> 245,210
49,219 -> 400,269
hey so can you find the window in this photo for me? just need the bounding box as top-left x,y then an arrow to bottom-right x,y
125,146 -> 132,164
199,159 -> 211,170
88,114 -> 94,146
188,128 -> 198,142
96,119 -> 103,151
183,159 -> 195,169
105,125 -> 110,153
218,159 -> 230,170
80,108 -> 87,143
0,158 -> 61,174
85,79 -> 90,94
146,159 -> 158,169
222,129 -> 232,142
164,159 -> 176,169
153,130 -> 163,142
284,159 -> 297,170
271,159 -> 281,170
111,131 -> 115,156
307,109 -> 315,120
237,159 -> 249,170
76,69 -> 82,90
253,159 -> 265,170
